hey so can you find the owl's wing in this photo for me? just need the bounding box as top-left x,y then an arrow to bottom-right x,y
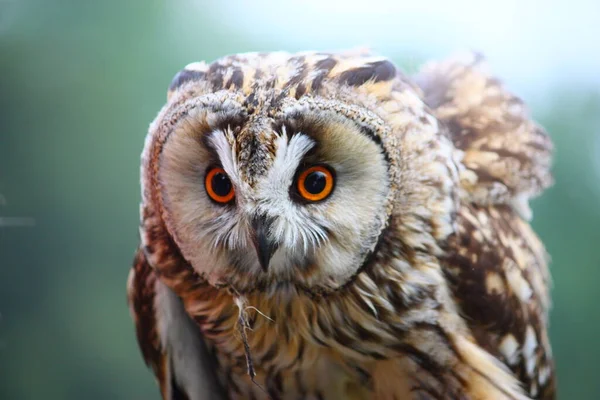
414,53 -> 553,220
127,249 -> 226,400
442,204 -> 556,399
415,53 -> 555,398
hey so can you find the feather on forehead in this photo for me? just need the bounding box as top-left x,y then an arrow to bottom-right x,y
160,51 -> 413,188
166,51 -> 401,104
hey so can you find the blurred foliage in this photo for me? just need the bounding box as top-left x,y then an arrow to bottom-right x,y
1,1 -> 599,399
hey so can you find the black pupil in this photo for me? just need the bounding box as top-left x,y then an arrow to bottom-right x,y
211,173 -> 232,197
304,171 -> 327,194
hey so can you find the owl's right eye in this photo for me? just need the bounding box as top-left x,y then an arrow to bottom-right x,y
205,167 -> 235,204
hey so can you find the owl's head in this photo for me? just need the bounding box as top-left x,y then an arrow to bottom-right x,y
141,52 -> 457,294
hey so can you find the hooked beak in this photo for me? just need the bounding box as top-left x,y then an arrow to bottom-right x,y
251,214 -> 279,272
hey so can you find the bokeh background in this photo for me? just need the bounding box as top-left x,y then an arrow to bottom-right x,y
1,0 -> 599,398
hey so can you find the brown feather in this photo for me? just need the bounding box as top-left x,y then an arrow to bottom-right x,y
442,204 -> 555,399
127,249 -> 169,397
416,53 -> 553,216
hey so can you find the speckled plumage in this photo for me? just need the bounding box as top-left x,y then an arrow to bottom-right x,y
127,51 -> 555,399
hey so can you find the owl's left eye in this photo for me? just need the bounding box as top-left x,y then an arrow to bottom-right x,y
294,165 -> 335,203
205,167 -> 235,204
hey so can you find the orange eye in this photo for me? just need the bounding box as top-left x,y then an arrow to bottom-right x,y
296,165 -> 335,202
205,167 -> 235,204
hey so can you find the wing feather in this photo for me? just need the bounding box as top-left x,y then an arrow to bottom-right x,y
127,249 -> 172,398
127,249 -> 225,399
415,53 -> 553,219
443,204 -> 555,399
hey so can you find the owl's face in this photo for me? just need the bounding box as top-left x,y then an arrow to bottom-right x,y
155,95 -> 391,293
143,52 -> 457,295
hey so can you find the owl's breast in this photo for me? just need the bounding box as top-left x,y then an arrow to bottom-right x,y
180,287 -> 395,399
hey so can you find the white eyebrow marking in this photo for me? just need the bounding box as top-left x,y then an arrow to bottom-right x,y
208,130 -> 241,187
268,128 -> 314,192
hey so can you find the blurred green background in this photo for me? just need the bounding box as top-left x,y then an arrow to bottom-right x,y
1,0 -> 599,399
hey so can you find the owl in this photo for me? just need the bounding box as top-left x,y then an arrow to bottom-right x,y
127,50 -> 555,400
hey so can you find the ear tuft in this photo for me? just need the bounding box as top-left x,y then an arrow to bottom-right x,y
167,61 -> 209,100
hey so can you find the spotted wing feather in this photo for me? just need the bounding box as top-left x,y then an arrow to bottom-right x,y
415,53 -> 553,219
443,204 -> 555,399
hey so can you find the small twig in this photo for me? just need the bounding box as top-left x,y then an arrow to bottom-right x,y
234,296 -> 271,398
237,313 -> 257,380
